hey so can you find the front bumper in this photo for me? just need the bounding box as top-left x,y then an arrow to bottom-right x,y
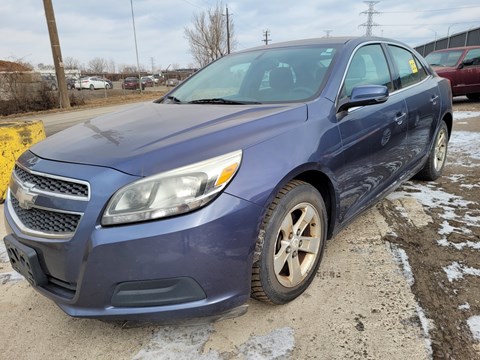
3,156 -> 263,321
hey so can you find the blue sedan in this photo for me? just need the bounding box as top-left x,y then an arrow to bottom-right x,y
4,37 -> 452,321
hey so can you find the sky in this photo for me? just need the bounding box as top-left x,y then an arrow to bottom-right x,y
1,0 -> 479,72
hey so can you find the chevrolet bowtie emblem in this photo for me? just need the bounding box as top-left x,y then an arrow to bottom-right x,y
14,181 -> 38,210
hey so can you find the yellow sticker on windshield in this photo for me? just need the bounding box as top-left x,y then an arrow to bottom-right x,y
409,59 -> 418,73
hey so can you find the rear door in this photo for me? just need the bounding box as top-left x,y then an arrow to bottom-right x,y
386,45 -> 441,167
458,48 -> 480,94
336,43 -> 409,223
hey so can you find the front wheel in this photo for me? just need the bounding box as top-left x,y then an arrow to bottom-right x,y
251,180 -> 327,304
89,84 -> 94,90
415,120 -> 449,181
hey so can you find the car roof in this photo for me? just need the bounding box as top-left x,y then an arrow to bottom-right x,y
235,36 -> 407,53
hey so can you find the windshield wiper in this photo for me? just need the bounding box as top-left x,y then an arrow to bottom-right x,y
164,95 -> 183,103
188,98 -> 261,105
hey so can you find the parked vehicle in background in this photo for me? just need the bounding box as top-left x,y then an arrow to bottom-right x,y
41,74 -> 57,91
166,78 -> 179,86
425,46 -> 480,100
66,78 -> 76,90
3,37 -> 453,322
75,76 -> 112,90
122,77 -> 145,90
141,76 -> 154,87
98,77 -> 113,89
152,73 -> 162,84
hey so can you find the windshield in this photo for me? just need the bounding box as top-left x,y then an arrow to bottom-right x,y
425,50 -> 463,67
164,45 -> 338,104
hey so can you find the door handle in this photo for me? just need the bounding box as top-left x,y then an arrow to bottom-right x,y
394,112 -> 406,125
430,95 -> 439,105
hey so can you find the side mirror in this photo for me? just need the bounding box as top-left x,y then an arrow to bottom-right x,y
461,59 -> 474,68
338,85 -> 389,113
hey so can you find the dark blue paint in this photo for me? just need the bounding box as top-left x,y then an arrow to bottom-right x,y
3,37 -> 453,320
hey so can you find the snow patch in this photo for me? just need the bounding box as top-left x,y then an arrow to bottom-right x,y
416,304 -> 434,359
454,111 -> 480,120
389,181 -> 478,243
467,316 -> 480,341
437,238 -> 480,250
389,243 -> 415,286
449,131 -> 480,162
0,241 -> 8,263
238,327 -> 295,359
459,303 -> 470,311
132,325 -> 220,360
443,262 -> 480,282
132,325 -> 295,359
0,271 -> 25,284
387,242 -> 433,357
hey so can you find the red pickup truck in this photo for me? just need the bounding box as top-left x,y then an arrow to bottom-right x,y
425,46 -> 480,100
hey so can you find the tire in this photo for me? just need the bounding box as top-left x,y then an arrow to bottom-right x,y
466,93 -> 480,101
415,120 -> 449,181
105,83 -> 111,89
251,180 -> 327,304
89,84 -> 94,90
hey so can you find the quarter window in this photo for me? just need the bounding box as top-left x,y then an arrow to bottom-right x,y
341,44 -> 393,98
388,45 -> 427,88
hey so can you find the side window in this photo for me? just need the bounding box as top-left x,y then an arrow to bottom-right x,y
463,49 -> 480,66
341,44 -> 393,98
388,45 -> 427,88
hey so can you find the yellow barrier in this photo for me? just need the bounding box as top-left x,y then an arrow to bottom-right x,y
0,121 -> 46,203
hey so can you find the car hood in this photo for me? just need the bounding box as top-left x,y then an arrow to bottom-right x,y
31,102 -> 308,176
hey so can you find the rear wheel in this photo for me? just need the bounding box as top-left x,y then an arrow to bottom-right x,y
89,84 -> 94,90
251,180 -> 327,304
415,120 -> 449,181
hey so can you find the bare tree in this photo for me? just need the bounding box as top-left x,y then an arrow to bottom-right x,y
184,2 -> 235,67
107,58 -> 116,74
63,56 -> 80,70
88,57 -> 108,73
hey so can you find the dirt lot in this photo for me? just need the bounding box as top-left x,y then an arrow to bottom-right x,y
0,98 -> 479,359
380,97 -> 480,359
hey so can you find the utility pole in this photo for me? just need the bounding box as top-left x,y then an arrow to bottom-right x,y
150,57 -> 155,74
225,6 -> 231,54
43,0 -> 70,109
360,1 -> 380,36
130,0 -> 142,93
262,30 -> 271,45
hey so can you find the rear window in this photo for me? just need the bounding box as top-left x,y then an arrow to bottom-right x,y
388,45 -> 427,88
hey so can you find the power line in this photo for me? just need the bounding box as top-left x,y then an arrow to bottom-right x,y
382,5 -> 480,13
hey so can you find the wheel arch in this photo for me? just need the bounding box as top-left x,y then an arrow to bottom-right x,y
294,170 -> 337,239
442,111 -> 453,139
259,166 -> 338,240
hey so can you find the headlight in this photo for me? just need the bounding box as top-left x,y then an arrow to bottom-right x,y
102,150 -> 242,225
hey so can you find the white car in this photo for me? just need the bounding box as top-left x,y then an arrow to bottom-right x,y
75,77 -> 112,90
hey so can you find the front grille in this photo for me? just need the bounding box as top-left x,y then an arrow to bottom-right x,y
14,165 -> 89,198
11,196 -> 81,234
